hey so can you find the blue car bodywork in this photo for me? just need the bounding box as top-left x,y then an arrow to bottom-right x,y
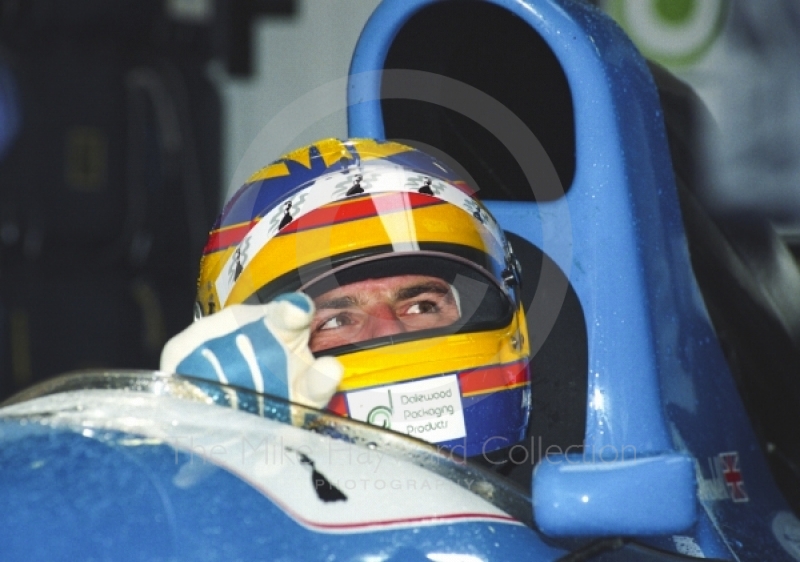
2,0 -> 800,560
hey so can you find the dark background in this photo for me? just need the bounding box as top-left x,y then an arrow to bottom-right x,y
0,0 -> 294,400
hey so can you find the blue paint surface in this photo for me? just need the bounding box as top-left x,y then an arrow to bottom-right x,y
1,0 -> 797,560
0,419 -> 561,561
347,0 -> 800,558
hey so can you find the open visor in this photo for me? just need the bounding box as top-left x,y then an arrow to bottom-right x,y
247,253 -> 514,356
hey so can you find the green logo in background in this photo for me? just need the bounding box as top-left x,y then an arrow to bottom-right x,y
603,0 -> 728,67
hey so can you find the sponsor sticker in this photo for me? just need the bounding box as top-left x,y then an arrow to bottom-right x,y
346,374 -> 466,444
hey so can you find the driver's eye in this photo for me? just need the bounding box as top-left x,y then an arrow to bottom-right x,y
406,301 -> 439,315
318,314 -> 353,331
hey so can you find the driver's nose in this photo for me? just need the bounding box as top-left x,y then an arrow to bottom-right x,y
361,303 -> 406,339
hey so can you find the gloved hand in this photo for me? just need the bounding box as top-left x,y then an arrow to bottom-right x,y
160,293 -> 343,410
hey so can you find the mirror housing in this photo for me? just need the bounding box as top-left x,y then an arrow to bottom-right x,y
532,452 -> 696,537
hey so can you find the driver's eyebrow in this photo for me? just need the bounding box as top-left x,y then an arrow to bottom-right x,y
396,282 -> 451,301
314,295 -> 359,310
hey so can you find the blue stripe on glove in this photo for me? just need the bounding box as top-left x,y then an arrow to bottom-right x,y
175,314 -> 290,398
160,293 -> 342,410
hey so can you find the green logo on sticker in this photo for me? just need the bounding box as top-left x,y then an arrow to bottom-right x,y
367,405 -> 393,429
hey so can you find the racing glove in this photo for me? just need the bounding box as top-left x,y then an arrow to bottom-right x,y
160,293 -> 343,410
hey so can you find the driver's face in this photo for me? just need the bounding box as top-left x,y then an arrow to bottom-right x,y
309,275 -> 460,352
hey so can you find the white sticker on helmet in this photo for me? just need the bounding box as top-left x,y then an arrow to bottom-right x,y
345,374 -> 466,445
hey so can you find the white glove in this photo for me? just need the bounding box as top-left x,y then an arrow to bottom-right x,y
160,293 -> 342,410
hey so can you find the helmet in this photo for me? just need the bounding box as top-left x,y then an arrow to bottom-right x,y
197,138 -> 530,457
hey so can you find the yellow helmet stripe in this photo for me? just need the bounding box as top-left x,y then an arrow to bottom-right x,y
335,316 -> 527,390
224,203 -> 502,306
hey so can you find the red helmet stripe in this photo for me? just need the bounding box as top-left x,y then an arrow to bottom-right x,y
203,220 -> 258,254
458,360 -> 531,397
277,192 -> 446,236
